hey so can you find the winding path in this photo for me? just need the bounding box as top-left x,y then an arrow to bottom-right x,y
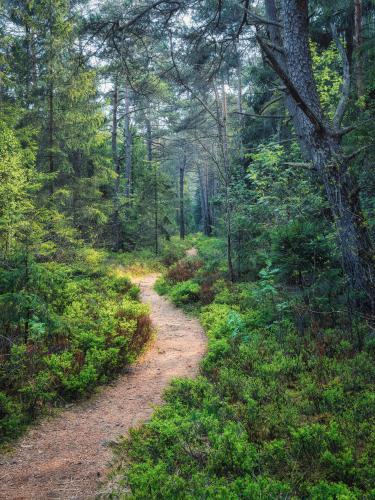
0,274 -> 206,499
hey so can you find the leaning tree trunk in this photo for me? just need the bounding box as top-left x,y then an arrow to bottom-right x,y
261,0 -> 375,314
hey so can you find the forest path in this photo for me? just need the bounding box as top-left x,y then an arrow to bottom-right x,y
0,273 -> 206,500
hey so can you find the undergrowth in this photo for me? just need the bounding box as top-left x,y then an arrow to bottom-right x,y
0,236 -> 198,444
0,248 -> 153,443
106,237 -> 375,499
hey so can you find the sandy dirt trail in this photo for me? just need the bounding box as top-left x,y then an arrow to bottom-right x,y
0,274 -> 206,499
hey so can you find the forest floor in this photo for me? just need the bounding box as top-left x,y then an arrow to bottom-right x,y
0,273 -> 207,500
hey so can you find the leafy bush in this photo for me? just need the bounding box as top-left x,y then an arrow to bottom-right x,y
0,250 -> 152,441
169,280 -> 201,306
159,236 -> 195,266
154,276 -> 170,296
166,257 -> 203,284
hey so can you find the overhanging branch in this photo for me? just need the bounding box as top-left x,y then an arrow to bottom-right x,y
257,35 -> 326,133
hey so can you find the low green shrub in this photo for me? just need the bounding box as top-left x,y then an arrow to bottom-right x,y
169,280 -> 201,306
107,247 -> 375,499
154,276 -> 170,296
159,236 -> 196,266
0,251 -> 152,442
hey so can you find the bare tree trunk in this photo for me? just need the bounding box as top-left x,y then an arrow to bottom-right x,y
124,86 -> 132,198
223,91 -> 235,283
215,83 -> 235,282
197,164 -> 207,235
145,116 -> 158,254
145,117 -> 152,163
354,0 -> 364,98
48,77 -> 54,195
261,0 -> 375,315
47,0 -> 55,195
179,150 -> 186,240
25,22 -> 31,106
24,5 -> 37,108
236,44 -> 243,115
112,79 -> 121,250
154,163 -> 159,255
198,163 -> 212,236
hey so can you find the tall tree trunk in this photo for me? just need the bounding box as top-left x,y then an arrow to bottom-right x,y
112,79 -> 121,250
215,84 -> 235,282
354,0 -> 364,98
179,153 -> 186,240
154,163 -> 159,255
47,1 -> 55,195
261,0 -> 375,314
145,117 -> 152,163
24,6 -> 37,108
146,116 -> 158,254
124,86 -> 132,198
48,77 -> 54,195
197,163 -> 212,236
236,44 -> 243,115
25,22 -> 31,106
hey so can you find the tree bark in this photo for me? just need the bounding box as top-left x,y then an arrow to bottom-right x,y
112,79 -> 121,250
124,86 -> 132,198
214,83 -> 235,282
145,117 -> 152,163
48,78 -> 54,195
236,44 -> 243,115
197,163 -> 212,236
179,150 -> 186,240
262,0 -> 375,314
47,6 -> 55,196
145,116 -> 158,255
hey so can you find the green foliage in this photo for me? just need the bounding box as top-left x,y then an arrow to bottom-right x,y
2,0 -> 375,495
159,236 -> 194,266
271,220 -> 333,283
169,280 -> 201,306
166,257 -> 203,284
154,276 -> 170,296
0,119 -> 37,253
311,41 -> 343,119
107,239 -> 375,498
0,252 -> 152,441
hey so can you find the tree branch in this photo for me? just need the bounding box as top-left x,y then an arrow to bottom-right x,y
168,31 -> 219,123
231,111 -> 286,119
330,117 -> 374,137
263,39 -> 285,55
256,35 -> 326,133
343,143 -> 375,162
237,0 -> 250,37
260,95 -> 283,113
